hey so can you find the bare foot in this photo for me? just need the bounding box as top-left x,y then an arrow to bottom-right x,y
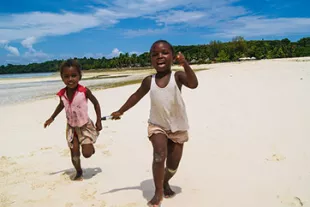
164,182 -> 176,198
147,193 -> 163,207
73,170 -> 83,181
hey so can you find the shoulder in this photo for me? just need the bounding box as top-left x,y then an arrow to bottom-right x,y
84,87 -> 93,98
174,71 -> 186,83
56,87 -> 66,97
143,75 -> 152,83
77,84 -> 87,93
141,75 -> 152,88
174,70 -> 185,77
135,75 -> 152,94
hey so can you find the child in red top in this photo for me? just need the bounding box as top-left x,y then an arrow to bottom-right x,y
44,59 -> 102,180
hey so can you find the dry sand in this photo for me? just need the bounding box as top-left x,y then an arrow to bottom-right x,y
1,57 -> 310,207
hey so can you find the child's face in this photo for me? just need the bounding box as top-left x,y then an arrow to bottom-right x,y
61,66 -> 80,89
150,42 -> 173,72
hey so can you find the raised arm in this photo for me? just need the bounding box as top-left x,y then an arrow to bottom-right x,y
111,75 -> 151,119
86,88 -> 102,131
175,52 -> 198,89
44,99 -> 64,128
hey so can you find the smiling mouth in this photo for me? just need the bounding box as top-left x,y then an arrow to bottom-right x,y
157,62 -> 166,67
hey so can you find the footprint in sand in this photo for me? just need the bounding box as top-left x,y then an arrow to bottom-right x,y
29,178 -> 57,191
31,182 -> 46,190
266,153 -> 286,161
102,150 -> 111,156
80,188 -> 97,201
60,171 -> 75,182
29,170 -> 57,190
0,157 -> 21,181
99,201 -> 107,207
0,170 -> 10,177
40,147 -> 52,151
0,156 -> 17,167
26,147 -> 53,157
65,202 -> 74,207
96,144 -> 107,150
278,195 -> 304,207
47,183 -> 57,191
0,192 -> 15,207
29,151 -> 36,157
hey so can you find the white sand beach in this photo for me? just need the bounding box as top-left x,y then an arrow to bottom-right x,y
1,57 -> 310,207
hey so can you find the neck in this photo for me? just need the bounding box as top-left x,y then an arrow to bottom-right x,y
156,70 -> 171,78
66,85 -> 78,93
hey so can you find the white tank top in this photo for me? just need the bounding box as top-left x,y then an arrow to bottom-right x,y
148,71 -> 189,132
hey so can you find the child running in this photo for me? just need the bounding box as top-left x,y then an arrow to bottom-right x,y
110,40 -> 198,206
44,59 -> 102,181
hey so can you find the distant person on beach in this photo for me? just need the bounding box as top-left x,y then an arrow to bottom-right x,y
110,40 -> 198,207
44,59 -> 102,180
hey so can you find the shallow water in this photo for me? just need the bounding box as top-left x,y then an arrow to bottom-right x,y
0,74 -> 146,106
0,72 -> 55,79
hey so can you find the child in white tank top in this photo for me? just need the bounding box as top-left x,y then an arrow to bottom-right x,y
111,40 -> 198,207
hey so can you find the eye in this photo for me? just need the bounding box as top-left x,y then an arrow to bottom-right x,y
64,75 -> 69,78
71,74 -> 77,78
151,53 -> 158,57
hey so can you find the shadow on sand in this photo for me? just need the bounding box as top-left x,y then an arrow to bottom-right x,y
102,179 -> 182,202
49,167 -> 102,180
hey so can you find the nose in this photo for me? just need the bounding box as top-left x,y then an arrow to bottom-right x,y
69,76 -> 73,81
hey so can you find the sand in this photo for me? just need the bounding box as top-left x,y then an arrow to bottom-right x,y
1,57 -> 310,207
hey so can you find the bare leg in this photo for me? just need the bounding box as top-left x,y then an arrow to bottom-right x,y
70,136 -> 83,180
164,139 -> 184,198
148,133 -> 168,207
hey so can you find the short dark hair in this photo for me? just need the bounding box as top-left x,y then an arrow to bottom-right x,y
59,59 -> 82,79
150,40 -> 175,57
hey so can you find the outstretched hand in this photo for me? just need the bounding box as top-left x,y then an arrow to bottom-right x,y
44,118 -> 54,128
110,111 -> 123,120
175,51 -> 188,66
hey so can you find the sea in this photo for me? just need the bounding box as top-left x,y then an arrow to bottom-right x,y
0,72 -> 63,106
0,72 -> 54,79
0,72 -> 142,106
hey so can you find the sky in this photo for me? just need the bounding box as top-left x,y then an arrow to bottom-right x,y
0,0 -> 310,66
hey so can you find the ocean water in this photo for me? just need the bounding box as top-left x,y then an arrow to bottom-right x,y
0,79 -> 65,106
0,72 -> 144,106
0,72 -> 55,79
0,72 -> 61,105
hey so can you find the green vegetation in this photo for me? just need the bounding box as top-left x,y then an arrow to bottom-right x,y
1,36 -> 310,74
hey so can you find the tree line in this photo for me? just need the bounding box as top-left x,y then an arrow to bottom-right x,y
1,36 -> 309,74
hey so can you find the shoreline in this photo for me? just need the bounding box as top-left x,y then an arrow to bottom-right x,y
0,67 -> 207,107
1,56 -> 310,107
1,56 -> 309,84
